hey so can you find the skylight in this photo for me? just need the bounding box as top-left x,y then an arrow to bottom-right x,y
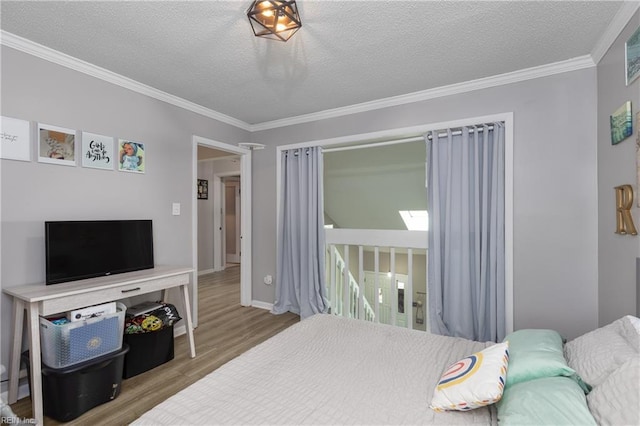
399,210 -> 428,231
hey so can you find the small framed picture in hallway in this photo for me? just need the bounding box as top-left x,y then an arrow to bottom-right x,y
197,179 -> 208,199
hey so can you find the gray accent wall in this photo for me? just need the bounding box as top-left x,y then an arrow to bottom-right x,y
0,46 -> 249,376
597,11 -> 640,326
251,69 -> 600,340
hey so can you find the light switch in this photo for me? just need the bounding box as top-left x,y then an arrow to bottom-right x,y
172,203 -> 181,216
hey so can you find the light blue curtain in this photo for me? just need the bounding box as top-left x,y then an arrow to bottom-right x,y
427,124 -> 505,342
273,146 -> 329,319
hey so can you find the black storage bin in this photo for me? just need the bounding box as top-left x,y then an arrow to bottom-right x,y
22,344 -> 129,422
123,324 -> 174,379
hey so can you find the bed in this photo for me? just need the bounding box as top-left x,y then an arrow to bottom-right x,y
133,314 -> 640,425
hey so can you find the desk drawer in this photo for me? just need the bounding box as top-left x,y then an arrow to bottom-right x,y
40,274 -> 189,316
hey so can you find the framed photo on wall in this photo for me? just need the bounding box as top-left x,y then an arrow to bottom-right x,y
1,116 -> 31,161
82,132 -> 114,170
197,179 -> 208,199
610,101 -> 633,145
118,139 -> 145,173
38,123 -> 76,166
626,26 -> 640,85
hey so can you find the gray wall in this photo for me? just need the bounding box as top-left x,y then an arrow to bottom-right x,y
0,46 -> 249,377
597,10 -> 640,326
324,141 -> 427,230
251,68 -> 600,340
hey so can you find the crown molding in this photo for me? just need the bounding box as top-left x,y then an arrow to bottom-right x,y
250,55 -> 596,132
591,1 -> 640,64
0,30 -> 251,131
2,30 -> 598,134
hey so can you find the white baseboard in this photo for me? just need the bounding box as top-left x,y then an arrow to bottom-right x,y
197,269 -> 215,276
251,300 -> 273,311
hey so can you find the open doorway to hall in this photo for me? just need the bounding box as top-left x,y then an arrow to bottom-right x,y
197,146 -> 242,273
192,136 -> 252,329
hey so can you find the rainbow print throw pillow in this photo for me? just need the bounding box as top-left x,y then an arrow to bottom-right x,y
430,342 -> 509,412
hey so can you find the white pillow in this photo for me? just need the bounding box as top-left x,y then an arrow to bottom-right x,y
627,315 -> 640,335
564,316 -> 639,386
430,342 -> 509,412
587,357 -> 640,426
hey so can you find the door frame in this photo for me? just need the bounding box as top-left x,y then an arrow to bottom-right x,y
212,171 -> 240,271
192,135 -> 252,327
223,178 -> 241,264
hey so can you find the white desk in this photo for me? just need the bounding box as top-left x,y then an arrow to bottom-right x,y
4,266 -> 196,425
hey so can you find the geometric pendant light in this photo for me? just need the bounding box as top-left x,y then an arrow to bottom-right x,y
247,0 -> 302,42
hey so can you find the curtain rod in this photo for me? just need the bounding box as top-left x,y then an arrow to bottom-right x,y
323,136 -> 424,153
322,125 -> 495,153
429,125 -> 495,139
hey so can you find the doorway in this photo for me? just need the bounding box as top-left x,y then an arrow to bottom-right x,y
223,177 -> 241,265
192,136 -> 252,328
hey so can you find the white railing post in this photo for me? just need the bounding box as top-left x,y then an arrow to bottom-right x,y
374,247 -> 380,322
336,256 -> 342,316
390,247 -> 396,326
358,245 -> 364,320
343,245 -> 349,318
425,255 -> 429,332
330,244 -> 336,314
407,248 -> 413,329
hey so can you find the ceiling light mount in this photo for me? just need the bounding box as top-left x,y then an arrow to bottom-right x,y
238,142 -> 265,150
247,0 -> 302,42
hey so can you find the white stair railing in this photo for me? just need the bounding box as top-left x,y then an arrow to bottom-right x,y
329,246 -> 375,321
325,228 -> 428,331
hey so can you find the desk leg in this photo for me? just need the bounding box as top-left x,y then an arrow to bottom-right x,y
180,284 -> 196,358
26,303 -> 43,425
8,298 -> 25,404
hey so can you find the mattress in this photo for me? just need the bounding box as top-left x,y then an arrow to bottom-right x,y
133,314 -> 496,425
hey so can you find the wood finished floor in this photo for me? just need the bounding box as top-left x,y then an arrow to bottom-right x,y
9,265 -> 299,425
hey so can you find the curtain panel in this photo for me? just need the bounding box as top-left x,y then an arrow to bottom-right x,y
427,124 -> 506,342
273,146 -> 329,319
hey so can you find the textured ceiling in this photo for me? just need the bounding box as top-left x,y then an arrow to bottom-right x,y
0,1 -> 627,126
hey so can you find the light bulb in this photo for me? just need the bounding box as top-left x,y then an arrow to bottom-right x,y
275,14 -> 292,31
257,1 -> 274,17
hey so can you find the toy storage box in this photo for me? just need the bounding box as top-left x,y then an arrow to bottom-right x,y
22,345 -> 129,422
39,302 -> 126,368
123,324 -> 175,378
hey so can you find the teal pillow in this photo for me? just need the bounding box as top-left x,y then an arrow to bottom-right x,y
503,329 -> 590,392
496,377 -> 596,425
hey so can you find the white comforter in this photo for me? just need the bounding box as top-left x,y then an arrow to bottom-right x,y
134,314 -> 496,425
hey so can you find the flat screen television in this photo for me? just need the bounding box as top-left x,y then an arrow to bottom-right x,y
45,220 -> 154,285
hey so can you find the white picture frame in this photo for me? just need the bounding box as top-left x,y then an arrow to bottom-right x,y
38,123 -> 76,166
1,116 -> 31,162
118,139 -> 145,174
82,132 -> 114,170
626,26 -> 640,86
